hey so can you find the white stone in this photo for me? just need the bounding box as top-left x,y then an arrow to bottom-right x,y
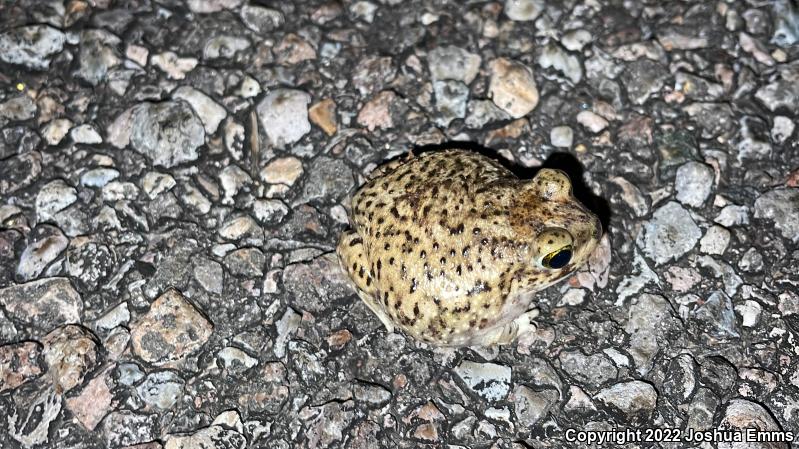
489,58 -> 539,118
141,172 -> 176,199
0,25 -> 66,70
203,35 -> 251,60
80,168 -> 120,188
595,381 -> 657,416
562,29 -> 593,51
639,201 -> 702,265
187,0 -> 242,13
69,124 -> 103,144
151,51 -> 198,80
735,300 -> 762,327
256,89 -> 311,149
17,231 -> 69,282
699,225 -> 730,255
219,216 -> 260,240
350,1 -> 378,23
36,180 -> 77,222
454,360 -> 511,402
42,119 -> 73,146
504,0 -> 545,21
550,125 -> 573,148
675,161 -> 714,208
428,45 -> 482,84
538,43 -> 582,84
126,44 -> 148,67
173,86 -> 227,134
576,110 -> 608,133
237,76 -> 261,98
772,116 -> 795,144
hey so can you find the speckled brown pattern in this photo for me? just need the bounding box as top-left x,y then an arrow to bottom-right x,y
337,149 -> 602,347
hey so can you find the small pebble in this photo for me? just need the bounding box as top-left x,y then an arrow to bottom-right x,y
561,29 -> 593,51
42,119 -> 73,146
357,90 -> 397,131
42,324 -> 99,393
173,86 -> 227,134
130,289 -> 213,364
0,25 -> 66,70
538,43 -> 582,83
595,380 -> 658,419
130,101 -> 204,168
240,5 -> 285,34
69,124 -> 103,144
504,0 -> 544,21
640,201 -> 702,265
735,300 -> 762,328
260,157 -> 304,186
427,45 -> 481,84
136,370 -> 184,409
576,110 -> 608,133
488,58 -> 539,118
453,360 -> 511,402
675,161 -> 714,207
754,188 -> 799,242
257,89 -> 311,149
151,51 -> 198,80
0,341 -> 44,392
771,116 -> 795,143
308,98 -> 338,136
699,225 -> 731,255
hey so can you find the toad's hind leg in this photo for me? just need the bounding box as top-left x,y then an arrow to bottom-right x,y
336,230 -> 396,333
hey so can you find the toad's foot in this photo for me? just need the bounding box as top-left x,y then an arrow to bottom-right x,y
478,308 -> 540,347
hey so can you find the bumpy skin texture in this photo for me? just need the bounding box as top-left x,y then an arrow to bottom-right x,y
337,149 -> 602,347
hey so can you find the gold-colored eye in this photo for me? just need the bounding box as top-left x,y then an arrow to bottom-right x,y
536,227 -> 574,269
542,246 -> 573,269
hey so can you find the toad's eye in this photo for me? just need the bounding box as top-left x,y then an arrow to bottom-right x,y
535,228 -> 574,268
542,246 -> 572,269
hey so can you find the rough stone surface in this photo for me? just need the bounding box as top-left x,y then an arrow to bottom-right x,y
594,380 -> 658,420
453,360 -> 512,402
639,201 -> 703,265
256,89 -> 311,149
42,324 -> 99,393
130,289 -> 213,364
754,188 -> 799,242
0,25 -> 66,70
0,278 -> 82,331
0,342 -> 44,392
130,101 -> 205,168
488,58 -> 539,118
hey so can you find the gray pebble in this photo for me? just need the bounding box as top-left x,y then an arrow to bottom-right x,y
428,45 -> 481,84
594,380 -> 658,420
0,25 -> 65,70
558,350 -> 618,387
675,161 -> 714,207
433,80 -> 469,127
639,201 -> 702,265
130,101 -> 205,168
136,370 -> 184,409
454,359 -> 511,402
754,188 -> 799,242
550,125 -> 574,148
256,89 -> 311,150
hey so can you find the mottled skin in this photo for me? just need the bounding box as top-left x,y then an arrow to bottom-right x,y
337,149 -> 602,347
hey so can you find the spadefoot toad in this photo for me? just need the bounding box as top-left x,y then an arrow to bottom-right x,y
337,149 -> 602,347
